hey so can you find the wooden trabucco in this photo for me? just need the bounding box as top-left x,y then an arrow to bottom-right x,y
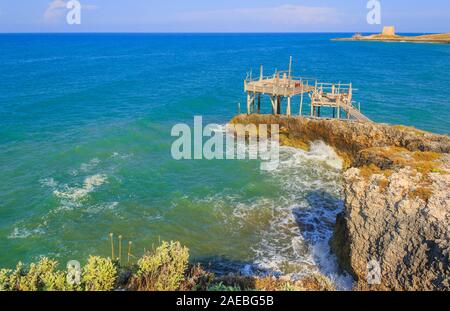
243,57 -> 370,122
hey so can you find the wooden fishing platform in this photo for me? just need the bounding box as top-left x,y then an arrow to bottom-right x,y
243,57 -> 371,122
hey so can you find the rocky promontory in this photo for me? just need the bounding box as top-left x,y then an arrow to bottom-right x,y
230,114 -> 450,291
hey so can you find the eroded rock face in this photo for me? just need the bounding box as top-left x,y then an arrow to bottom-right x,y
230,115 -> 450,160
230,114 -> 450,290
332,168 -> 449,290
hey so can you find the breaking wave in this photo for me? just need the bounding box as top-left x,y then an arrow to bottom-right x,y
53,174 -> 108,202
203,140 -> 353,289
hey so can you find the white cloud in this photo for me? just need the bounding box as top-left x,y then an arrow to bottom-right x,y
43,0 -> 67,22
43,0 -> 98,24
171,4 -> 342,30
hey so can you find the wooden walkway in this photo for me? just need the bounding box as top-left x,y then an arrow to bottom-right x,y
343,105 -> 371,122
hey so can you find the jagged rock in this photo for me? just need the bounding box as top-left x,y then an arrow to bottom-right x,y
230,114 -> 450,290
333,168 -> 449,290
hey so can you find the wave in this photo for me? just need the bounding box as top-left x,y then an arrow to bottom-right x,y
53,174 -> 108,202
8,225 -> 46,239
200,139 -> 352,289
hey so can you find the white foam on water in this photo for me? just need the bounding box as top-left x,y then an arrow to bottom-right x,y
80,158 -> 100,172
8,225 -> 46,239
111,152 -> 133,159
40,177 -> 58,188
53,174 -> 108,201
203,140 -> 353,289
252,142 -> 352,288
48,174 -> 109,211
85,201 -> 119,214
307,141 -> 344,170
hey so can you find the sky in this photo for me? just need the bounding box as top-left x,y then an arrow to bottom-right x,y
0,0 -> 449,33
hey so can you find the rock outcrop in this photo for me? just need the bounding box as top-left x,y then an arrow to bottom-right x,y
230,114 -> 450,290
335,167 -> 449,290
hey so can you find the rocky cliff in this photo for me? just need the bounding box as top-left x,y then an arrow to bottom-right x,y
230,114 -> 450,290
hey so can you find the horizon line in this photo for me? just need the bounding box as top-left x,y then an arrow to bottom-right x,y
0,31 -> 446,35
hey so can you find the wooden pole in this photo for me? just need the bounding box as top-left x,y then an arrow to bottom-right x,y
118,235 -> 122,264
260,65 -> 263,81
287,96 -> 291,116
288,56 -> 292,80
277,96 -> 281,114
257,94 -> 261,113
252,93 -> 256,113
247,92 -> 251,115
270,96 -> 276,114
299,92 -> 304,116
127,241 -> 132,264
109,233 -> 114,259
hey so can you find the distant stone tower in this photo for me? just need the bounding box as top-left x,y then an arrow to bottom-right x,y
382,26 -> 396,36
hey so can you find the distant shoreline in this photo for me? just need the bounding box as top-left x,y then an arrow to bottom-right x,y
333,33 -> 450,44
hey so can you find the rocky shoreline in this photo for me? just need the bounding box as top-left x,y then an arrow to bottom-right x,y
333,33 -> 450,44
230,114 -> 450,291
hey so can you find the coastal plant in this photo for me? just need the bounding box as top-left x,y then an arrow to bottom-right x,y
130,241 -> 189,291
0,258 -> 71,291
82,256 -> 117,291
207,282 -> 242,291
0,241 -> 338,292
7,262 -> 25,290
0,268 -> 13,291
40,269 -> 70,291
17,257 -> 60,291
179,264 -> 215,291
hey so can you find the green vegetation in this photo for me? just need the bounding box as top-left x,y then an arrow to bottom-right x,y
129,241 -> 189,291
0,240 -> 335,292
0,258 -> 73,291
83,256 -> 117,291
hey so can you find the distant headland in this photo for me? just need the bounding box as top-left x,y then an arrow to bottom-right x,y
334,26 -> 450,44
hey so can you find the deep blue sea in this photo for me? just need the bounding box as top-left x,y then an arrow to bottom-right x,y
0,33 -> 449,287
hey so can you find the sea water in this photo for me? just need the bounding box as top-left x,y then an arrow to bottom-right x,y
1,33 -> 449,289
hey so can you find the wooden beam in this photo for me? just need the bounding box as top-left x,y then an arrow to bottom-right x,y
287,96 -> 291,116
299,92 -> 304,116
277,96 -> 281,115
288,56 -> 292,80
257,94 -> 261,113
270,96 -> 276,115
246,92 -> 251,115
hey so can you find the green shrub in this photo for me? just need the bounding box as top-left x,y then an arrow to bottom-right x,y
207,282 -> 241,291
0,268 -> 13,291
0,258 -> 73,291
17,257 -> 60,291
131,241 -> 189,291
82,256 -> 117,291
41,269 -> 72,291
179,264 -> 214,291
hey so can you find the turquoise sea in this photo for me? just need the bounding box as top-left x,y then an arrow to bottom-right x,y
1,33 -> 449,287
